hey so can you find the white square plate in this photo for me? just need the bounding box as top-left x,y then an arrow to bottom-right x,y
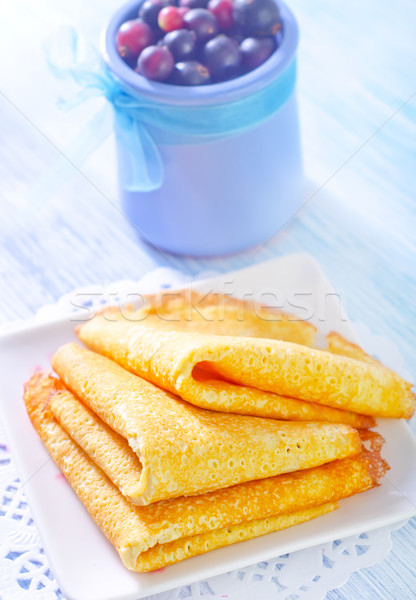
1,253 -> 416,600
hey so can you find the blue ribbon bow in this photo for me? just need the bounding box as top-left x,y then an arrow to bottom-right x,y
45,26 -> 296,192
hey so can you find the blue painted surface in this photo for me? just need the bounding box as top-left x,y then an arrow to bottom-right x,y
0,0 -> 415,597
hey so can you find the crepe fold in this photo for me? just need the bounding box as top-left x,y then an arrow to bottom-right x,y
24,372 -> 388,572
51,343 -> 362,505
47,375 -> 386,511
75,319 -> 375,429
117,291 -> 317,346
77,317 -> 415,419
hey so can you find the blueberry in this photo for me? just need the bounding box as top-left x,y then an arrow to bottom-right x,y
184,9 -> 218,42
203,34 -> 242,80
240,36 -> 276,70
233,0 -> 281,37
137,45 -> 175,80
162,29 -> 197,61
171,60 -> 211,84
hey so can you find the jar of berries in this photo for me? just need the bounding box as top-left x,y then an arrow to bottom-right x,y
102,0 -> 303,255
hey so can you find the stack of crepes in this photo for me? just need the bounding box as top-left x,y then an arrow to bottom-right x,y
24,292 -> 415,572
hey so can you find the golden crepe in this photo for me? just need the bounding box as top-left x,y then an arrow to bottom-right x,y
24,372 -> 388,572
75,315 -> 375,428
51,343 -> 362,504
77,317 -> 415,419
124,291 -> 317,346
326,331 -> 380,365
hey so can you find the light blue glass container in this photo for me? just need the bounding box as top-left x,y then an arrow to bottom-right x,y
102,0 -> 303,256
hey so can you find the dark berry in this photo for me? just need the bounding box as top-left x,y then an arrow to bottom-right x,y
208,0 -> 234,30
203,34 -> 241,80
228,24 -> 245,44
158,6 -> 185,31
139,0 -> 163,28
233,0 -> 281,37
137,45 -> 174,80
184,9 -> 218,42
240,36 -> 276,70
162,29 -> 196,61
139,0 -> 178,27
171,60 -> 211,84
116,19 -> 154,61
179,0 -> 208,8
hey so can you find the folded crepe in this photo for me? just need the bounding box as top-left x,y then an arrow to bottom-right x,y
112,294 -> 375,368
51,343 -> 362,504
24,372 -> 388,572
326,331 -> 380,365
121,291 -> 317,346
75,318 -> 375,428
77,317 -> 415,419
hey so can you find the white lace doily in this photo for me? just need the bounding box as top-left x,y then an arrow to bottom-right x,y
0,267 -> 410,600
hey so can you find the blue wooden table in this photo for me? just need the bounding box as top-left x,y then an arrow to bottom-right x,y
1,0 -> 415,597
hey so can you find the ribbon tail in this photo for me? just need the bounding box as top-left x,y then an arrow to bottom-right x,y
114,109 -> 164,193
